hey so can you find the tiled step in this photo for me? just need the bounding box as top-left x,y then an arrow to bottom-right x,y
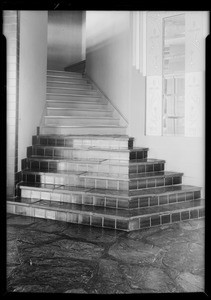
21,169 -> 88,187
46,100 -> 108,109
23,157 -> 163,176
20,169 -> 182,191
28,145 -> 148,161
24,156 -> 129,175
47,75 -> 89,84
32,134 -> 133,150
40,125 -> 127,135
47,70 -> 83,78
47,81 -> 93,89
21,168 -> 129,189
47,87 -> 99,96
46,108 -> 113,117
7,196 -> 204,232
44,116 -> 120,126
18,182 -> 202,210
46,93 -> 105,102
129,159 -> 165,173
79,171 -> 183,190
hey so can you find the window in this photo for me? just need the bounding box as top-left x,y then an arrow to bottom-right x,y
162,14 -> 185,136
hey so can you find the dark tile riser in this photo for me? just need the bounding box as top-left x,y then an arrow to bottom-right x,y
8,200 -> 204,231
32,135 -> 134,149
19,184 -> 201,210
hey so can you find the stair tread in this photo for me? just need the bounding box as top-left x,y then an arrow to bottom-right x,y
80,171 -> 183,180
47,107 -> 112,112
47,86 -> 95,91
47,77 -> 86,82
46,93 -> 100,98
31,145 -> 147,152
42,125 -> 126,128
23,169 -> 180,181
36,134 -> 130,140
23,168 -> 129,180
23,169 -> 86,176
19,182 -> 201,199
88,185 -> 201,198
45,116 -> 117,120
10,197 -> 204,219
46,99 -> 107,105
27,156 -> 108,163
47,70 -> 82,76
129,171 -> 183,179
47,80 -> 91,86
26,157 -> 161,166
130,158 -> 165,164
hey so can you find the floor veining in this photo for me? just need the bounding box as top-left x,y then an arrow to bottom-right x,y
6,213 -> 205,294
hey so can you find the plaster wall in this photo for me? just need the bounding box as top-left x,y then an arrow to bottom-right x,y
18,11 -> 48,171
86,11 -> 131,123
47,11 -> 84,70
85,11 -> 205,194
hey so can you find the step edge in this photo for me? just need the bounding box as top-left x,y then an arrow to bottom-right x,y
31,145 -> 147,151
7,198 -> 204,221
19,183 -> 202,198
44,116 -> 118,120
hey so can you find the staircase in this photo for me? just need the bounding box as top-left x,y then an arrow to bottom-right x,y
7,70 -> 205,231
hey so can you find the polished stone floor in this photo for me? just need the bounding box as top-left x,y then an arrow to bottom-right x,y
6,213 -> 205,294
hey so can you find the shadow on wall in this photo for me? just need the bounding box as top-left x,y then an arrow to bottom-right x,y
47,11 -> 84,70
86,29 -> 131,122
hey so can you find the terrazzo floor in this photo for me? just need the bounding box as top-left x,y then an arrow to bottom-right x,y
6,213 -> 205,294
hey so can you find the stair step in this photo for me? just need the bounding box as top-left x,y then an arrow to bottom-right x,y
28,145 -> 148,161
40,125 -> 127,135
20,169 -> 182,191
24,157 -> 163,175
7,197 -> 204,231
77,170 -> 180,180
47,75 -> 88,84
46,93 -> 105,102
32,134 -> 132,149
46,108 -> 113,117
78,171 -> 183,190
129,159 -> 165,173
46,100 -> 108,109
24,157 -> 129,175
44,116 -> 120,126
47,70 -> 83,78
18,182 -> 202,204
47,87 -> 99,96
47,81 -> 93,89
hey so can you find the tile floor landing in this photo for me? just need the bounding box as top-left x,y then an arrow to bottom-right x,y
6,213 -> 205,294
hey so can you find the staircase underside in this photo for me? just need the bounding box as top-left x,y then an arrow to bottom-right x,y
8,70 -> 205,231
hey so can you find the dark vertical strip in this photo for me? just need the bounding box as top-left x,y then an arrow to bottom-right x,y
0,9 -> 7,296
15,11 -> 20,195
205,20 -> 210,296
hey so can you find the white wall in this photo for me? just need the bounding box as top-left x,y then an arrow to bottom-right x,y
4,10 -> 19,196
130,65 -> 205,193
86,11 -> 131,122
47,11 -> 83,70
129,11 -> 206,195
85,11 -> 205,195
18,11 -> 48,171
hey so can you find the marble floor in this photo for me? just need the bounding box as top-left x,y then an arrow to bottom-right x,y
6,213 -> 205,294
